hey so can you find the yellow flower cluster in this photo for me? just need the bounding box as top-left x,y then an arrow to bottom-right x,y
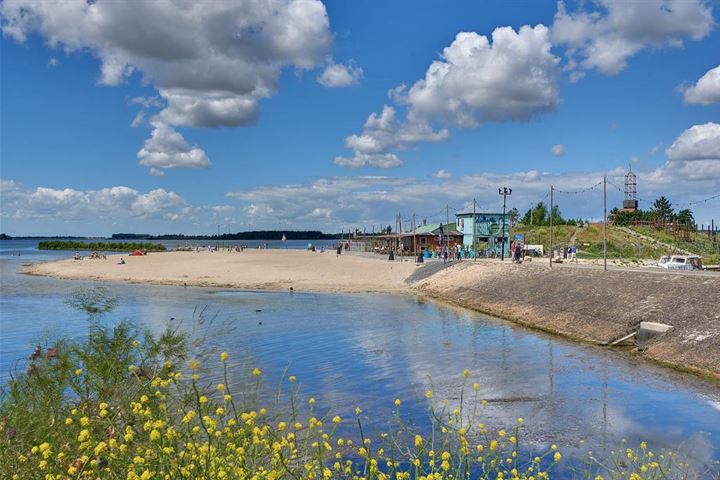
7,359 -> 699,480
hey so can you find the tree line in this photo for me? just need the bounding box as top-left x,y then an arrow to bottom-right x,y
609,196 -> 694,226
38,241 -> 166,251
518,202 -> 586,226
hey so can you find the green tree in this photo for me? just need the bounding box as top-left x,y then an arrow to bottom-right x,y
676,208 -> 694,226
521,202 -> 548,225
651,196 -> 674,223
550,205 -> 566,225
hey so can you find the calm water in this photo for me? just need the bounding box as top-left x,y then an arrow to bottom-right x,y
1,239 -> 720,472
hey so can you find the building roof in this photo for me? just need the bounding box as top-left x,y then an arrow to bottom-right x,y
456,212 -> 508,218
413,222 -> 461,235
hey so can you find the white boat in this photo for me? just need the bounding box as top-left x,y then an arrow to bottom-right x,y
281,234 -> 286,242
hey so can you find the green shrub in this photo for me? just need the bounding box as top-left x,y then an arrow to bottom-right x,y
38,241 -> 166,252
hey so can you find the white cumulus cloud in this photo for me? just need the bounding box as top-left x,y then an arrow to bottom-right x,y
1,0 -> 333,169
551,144 -> 566,156
317,59 -> 363,87
333,153 -> 403,169
0,180 -> 242,234
665,122 -> 720,180
336,25 -> 560,167
137,121 -> 210,170
226,163 -> 720,231
552,0 -> 713,79
433,169 -> 452,179
682,65 -> 720,105
401,26 -> 560,126
0,182 -> 188,221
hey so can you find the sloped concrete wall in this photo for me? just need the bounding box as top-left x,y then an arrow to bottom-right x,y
413,261 -> 720,379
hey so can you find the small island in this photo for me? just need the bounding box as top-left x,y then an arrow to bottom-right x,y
37,240 -> 166,252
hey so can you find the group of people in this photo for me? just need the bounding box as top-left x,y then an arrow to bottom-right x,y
73,251 -> 106,260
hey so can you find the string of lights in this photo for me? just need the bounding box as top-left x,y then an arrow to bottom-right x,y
553,181 -> 604,195
677,193 -> 720,207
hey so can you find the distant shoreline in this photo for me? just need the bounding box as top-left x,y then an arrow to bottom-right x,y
1,231 -> 347,241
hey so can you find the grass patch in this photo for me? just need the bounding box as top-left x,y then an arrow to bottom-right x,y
512,225 -> 668,260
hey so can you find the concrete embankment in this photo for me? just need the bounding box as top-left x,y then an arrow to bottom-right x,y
411,261 -> 720,380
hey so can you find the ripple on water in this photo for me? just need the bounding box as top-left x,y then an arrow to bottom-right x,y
1,249 -> 720,469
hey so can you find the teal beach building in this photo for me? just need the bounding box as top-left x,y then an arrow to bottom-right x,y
455,212 -> 511,257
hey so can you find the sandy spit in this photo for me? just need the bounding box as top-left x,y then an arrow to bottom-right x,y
23,250 -> 419,294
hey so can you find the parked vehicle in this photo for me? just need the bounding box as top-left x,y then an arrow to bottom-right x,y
656,255 -> 703,270
523,244 -> 544,257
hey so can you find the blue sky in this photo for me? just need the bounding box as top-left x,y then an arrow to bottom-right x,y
1,0 -> 719,235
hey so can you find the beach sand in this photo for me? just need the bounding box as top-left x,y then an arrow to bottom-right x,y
23,250 -> 419,293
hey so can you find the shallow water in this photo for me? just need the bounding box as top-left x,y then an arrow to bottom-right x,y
2,239 -> 720,471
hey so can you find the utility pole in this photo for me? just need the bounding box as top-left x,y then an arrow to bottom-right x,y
498,187 -> 512,261
549,186 -> 554,268
603,176 -> 607,272
472,198 -> 477,261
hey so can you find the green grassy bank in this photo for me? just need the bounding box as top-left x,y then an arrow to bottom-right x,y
512,223 -> 719,263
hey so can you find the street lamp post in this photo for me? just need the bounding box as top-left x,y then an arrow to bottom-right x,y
498,187 -> 512,261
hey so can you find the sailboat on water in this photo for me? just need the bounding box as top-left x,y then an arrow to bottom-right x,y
281,233 -> 287,242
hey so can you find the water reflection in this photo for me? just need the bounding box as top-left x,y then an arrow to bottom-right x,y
1,245 -> 720,469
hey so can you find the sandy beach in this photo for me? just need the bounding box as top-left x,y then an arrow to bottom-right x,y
23,250 -> 419,293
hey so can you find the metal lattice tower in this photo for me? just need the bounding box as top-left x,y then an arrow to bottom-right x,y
624,170 -> 637,200
622,170 -> 638,211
